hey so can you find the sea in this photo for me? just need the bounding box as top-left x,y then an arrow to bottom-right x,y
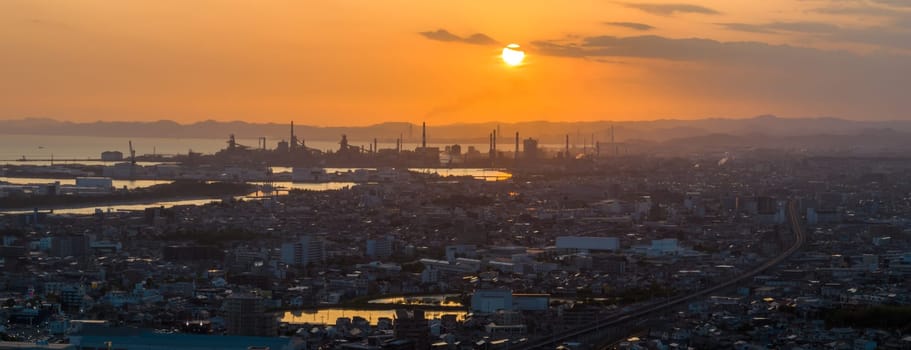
0,134 -> 495,162
0,133 -> 574,163
0,134 -> 512,214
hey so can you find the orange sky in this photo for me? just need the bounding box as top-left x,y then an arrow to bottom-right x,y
2,0 -> 910,125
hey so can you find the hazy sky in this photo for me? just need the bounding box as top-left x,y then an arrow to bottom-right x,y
2,0 -> 910,125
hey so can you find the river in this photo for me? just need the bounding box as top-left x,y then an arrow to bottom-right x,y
0,167 -> 509,215
0,181 -> 358,215
281,309 -> 466,326
0,177 -> 172,190
0,134 -> 498,162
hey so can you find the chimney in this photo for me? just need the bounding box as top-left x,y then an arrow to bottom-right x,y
290,121 -> 295,152
612,125 -> 618,156
422,122 -> 426,149
489,132 -> 494,160
515,132 -> 519,161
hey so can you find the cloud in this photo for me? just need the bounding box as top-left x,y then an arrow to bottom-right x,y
463,33 -> 498,45
604,22 -> 655,31
534,35 -> 783,61
870,0 -> 911,8
532,41 -> 589,59
530,33 -> 911,118
620,2 -> 720,16
812,5 -> 898,17
718,20 -> 911,50
420,29 -> 462,42
419,29 -> 499,45
761,21 -> 841,33
719,21 -> 840,34
716,23 -> 777,34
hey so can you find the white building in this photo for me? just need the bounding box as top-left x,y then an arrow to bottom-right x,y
471,289 -> 513,313
366,236 -> 393,259
632,238 -> 682,256
471,290 -> 550,313
75,177 -> 114,189
100,151 -> 124,161
556,236 -> 619,251
419,258 -> 480,283
292,167 -> 328,182
445,244 -> 477,263
280,236 -> 325,266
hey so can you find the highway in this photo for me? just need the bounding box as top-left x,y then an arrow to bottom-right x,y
524,200 -> 806,349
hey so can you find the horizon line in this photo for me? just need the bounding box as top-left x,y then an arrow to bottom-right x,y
2,114 -> 907,128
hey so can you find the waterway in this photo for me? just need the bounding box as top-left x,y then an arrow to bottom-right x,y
0,134 -> 274,161
268,167 -> 511,181
0,167 -> 508,215
368,294 -> 463,307
0,181 -> 358,215
281,309 -> 466,326
0,177 -> 172,190
0,134 -> 497,163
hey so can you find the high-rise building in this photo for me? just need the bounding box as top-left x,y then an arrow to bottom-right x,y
50,235 -> 89,258
60,285 -> 86,313
223,293 -> 277,337
394,309 -> 430,350
280,236 -> 325,266
366,236 -> 394,259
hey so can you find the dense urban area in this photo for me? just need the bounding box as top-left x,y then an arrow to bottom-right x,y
2,135 -> 911,350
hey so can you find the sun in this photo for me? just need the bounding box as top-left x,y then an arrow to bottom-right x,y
501,43 -> 525,66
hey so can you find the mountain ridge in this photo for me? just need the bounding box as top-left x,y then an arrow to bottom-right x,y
3,116 -> 911,145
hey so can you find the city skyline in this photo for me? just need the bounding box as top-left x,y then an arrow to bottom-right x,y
3,2 -> 911,348
3,0 -> 911,125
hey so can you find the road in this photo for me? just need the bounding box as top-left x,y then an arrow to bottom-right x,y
524,200 -> 806,349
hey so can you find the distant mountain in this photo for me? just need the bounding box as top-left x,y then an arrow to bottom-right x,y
3,116 -> 911,151
655,128 -> 911,155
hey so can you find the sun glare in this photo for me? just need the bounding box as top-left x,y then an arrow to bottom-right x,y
501,43 -> 525,66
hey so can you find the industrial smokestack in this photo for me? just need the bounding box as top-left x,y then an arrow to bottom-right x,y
565,134 -> 570,159
515,132 -> 519,161
422,122 -> 426,149
612,125 -> 618,156
488,132 -> 493,161
290,121 -> 295,152
373,138 -> 378,154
